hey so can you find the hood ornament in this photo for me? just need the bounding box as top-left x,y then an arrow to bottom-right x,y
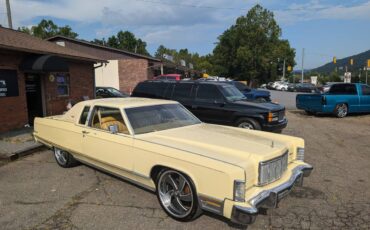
271,140 -> 274,148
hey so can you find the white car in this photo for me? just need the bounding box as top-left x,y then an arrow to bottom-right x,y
275,82 -> 288,91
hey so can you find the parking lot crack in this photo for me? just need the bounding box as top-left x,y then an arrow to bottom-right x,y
30,172 -> 104,230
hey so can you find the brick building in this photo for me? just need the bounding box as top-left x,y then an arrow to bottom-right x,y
47,36 -> 163,94
0,27 -> 105,133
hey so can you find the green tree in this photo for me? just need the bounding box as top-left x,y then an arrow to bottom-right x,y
18,19 -> 78,39
212,4 -> 295,85
106,31 -> 150,56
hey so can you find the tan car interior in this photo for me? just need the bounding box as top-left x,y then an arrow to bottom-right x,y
91,107 -> 129,134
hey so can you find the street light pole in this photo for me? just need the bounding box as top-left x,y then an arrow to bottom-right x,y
301,48 -> 305,83
282,59 -> 286,81
6,0 -> 13,29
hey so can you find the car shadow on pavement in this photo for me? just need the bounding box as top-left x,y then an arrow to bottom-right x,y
203,212 -> 248,229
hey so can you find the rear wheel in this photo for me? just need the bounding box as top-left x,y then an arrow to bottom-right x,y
53,147 -> 79,168
236,118 -> 261,130
334,103 -> 348,118
156,169 -> 202,221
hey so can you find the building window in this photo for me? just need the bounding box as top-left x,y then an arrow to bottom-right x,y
56,73 -> 69,96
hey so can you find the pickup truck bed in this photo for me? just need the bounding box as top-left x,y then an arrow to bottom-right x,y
296,83 -> 370,117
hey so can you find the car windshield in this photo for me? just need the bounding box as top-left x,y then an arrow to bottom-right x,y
106,88 -> 124,96
233,82 -> 251,91
125,104 -> 201,134
220,85 -> 247,101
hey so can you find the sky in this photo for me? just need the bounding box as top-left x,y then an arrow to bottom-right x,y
0,0 -> 369,69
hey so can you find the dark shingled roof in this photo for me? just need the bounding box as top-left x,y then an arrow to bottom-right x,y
0,27 -> 106,63
47,35 -> 161,62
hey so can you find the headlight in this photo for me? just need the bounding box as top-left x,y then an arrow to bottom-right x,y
267,112 -> 279,122
297,147 -> 305,161
234,180 -> 245,202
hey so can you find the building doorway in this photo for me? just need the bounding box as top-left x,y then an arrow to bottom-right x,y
25,74 -> 43,125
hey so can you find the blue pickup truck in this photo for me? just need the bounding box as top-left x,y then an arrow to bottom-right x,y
296,83 -> 370,117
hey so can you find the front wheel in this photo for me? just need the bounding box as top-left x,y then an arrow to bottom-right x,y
255,97 -> 267,103
334,104 -> 348,118
236,118 -> 261,130
156,169 -> 202,221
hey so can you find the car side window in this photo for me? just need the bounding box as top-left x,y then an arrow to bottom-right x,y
163,83 -> 175,99
196,84 -> 223,102
153,83 -> 169,98
362,85 -> 370,95
172,83 -> 193,100
329,84 -> 357,95
132,82 -> 153,97
89,106 -> 129,135
79,106 -> 91,125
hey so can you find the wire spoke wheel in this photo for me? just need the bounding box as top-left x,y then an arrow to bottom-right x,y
158,170 -> 194,218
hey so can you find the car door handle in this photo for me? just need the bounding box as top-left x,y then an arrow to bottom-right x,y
192,105 -> 198,109
82,130 -> 90,134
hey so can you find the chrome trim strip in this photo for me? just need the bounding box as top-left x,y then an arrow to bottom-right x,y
77,158 -> 155,192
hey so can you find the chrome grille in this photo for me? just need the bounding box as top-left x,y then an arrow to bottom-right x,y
258,151 -> 288,186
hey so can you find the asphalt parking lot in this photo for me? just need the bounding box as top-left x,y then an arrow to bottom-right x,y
1,111 -> 370,229
264,89 -> 308,110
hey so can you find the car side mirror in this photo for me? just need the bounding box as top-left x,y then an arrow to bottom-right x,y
108,124 -> 119,134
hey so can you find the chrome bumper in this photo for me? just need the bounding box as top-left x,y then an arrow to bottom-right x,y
231,164 -> 313,225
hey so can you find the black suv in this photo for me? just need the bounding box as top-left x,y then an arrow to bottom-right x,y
132,81 -> 287,132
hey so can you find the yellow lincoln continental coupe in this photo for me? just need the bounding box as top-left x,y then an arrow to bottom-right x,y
34,98 -> 313,225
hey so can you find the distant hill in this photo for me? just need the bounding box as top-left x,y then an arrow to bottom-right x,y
311,49 -> 370,74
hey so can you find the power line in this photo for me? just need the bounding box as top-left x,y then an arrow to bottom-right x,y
134,0 -> 250,10
134,0 -> 336,12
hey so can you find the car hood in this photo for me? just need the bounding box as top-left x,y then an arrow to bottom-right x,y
137,124 -> 291,168
249,88 -> 270,96
232,100 -> 285,111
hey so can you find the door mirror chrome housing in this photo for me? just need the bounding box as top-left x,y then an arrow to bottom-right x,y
108,125 -> 119,134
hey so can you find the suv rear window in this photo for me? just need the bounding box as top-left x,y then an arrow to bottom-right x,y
329,84 -> 357,95
132,82 -> 169,98
196,84 -> 223,101
172,83 -> 193,100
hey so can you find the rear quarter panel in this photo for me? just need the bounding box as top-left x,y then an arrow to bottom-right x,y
325,95 -> 360,113
34,117 -> 83,154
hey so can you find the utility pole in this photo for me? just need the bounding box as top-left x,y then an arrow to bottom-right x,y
301,48 -> 305,83
282,59 -> 286,81
6,0 -> 13,29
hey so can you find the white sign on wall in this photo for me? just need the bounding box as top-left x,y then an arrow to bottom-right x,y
344,72 -> 351,83
310,76 -> 318,85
